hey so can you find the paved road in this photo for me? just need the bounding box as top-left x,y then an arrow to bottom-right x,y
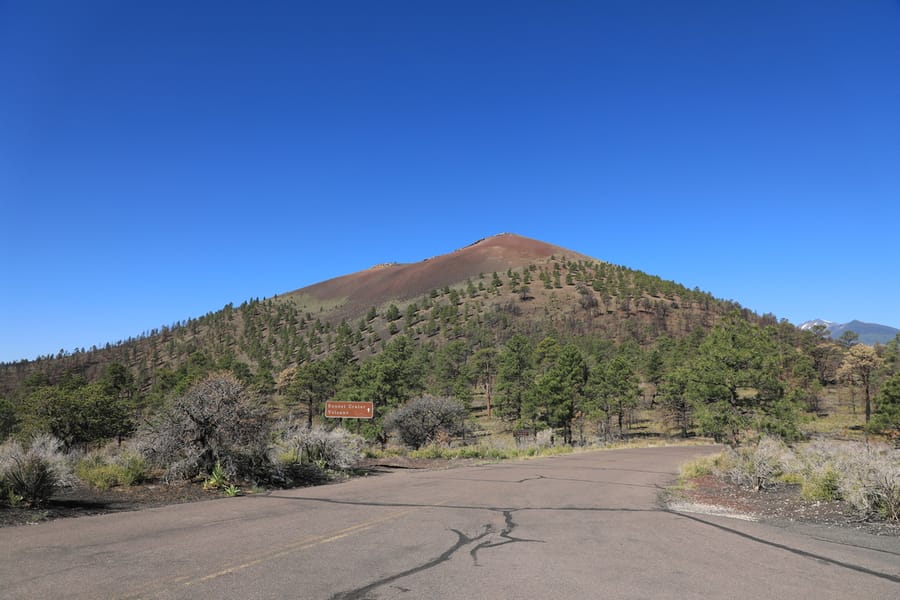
2,446 -> 898,599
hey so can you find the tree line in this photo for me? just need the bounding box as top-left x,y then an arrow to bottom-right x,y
3,310 -> 899,452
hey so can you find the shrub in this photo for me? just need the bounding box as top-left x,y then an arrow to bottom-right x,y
135,373 -> 271,482
679,454 -> 724,481
535,428 -> 554,449
724,436 -> 787,492
76,452 -> 111,488
1,435 -> 73,507
834,443 -> 900,521
384,396 -> 468,450
117,452 -> 149,486
679,438 -> 900,521
800,467 -> 841,501
76,451 -> 148,490
272,421 -> 364,473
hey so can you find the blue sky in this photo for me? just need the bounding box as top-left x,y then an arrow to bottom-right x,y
2,1 -> 899,363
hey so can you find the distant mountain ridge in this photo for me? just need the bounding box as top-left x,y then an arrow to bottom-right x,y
799,319 -> 900,345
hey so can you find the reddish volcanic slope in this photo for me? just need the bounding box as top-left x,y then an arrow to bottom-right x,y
285,233 -> 593,312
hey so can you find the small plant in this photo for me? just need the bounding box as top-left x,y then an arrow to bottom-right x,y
7,488 -> 25,507
6,455 -> 57,507
801,468 -> 841,501
1,478 -> 24,507
223,483 -> 241,497
203,462 -> 229,490
117,453 -> 148,486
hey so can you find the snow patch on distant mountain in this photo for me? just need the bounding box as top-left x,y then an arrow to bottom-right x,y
799,319 -> 900,345
799,319 -> 835,331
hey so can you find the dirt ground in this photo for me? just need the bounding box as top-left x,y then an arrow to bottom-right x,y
3,456 -> 898,538
669,474 -> 899,537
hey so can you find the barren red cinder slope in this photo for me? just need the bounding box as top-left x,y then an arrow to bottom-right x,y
284,233 -> 592,313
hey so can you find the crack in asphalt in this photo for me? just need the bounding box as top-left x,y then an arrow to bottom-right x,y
263,490 -> 900,593
328,508 -> 541,600
468,509 -> 543,566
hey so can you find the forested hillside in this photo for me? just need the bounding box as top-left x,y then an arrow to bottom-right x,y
2,234 -> 898,452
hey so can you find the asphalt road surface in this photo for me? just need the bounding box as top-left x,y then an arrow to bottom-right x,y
2,446 -> 898,599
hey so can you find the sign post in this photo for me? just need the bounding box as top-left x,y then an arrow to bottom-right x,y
325,401 -> 374,419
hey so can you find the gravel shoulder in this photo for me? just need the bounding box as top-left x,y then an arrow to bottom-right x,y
667,474 -> 899,537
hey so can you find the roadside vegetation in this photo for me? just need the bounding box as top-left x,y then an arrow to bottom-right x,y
678,437 -> 900,522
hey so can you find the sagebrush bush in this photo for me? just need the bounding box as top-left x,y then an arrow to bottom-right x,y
272,421 -> 364,472
833,443 -> 900,521
725,436 -> 787,491
535,428 -> 554,449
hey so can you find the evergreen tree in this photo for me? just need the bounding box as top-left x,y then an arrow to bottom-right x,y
686,314 -> 788,445
870,372 -> 900,435
586,354 -> 639,440
496,335 -> 534,423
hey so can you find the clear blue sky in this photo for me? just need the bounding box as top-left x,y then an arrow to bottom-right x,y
2,1 -> 899,363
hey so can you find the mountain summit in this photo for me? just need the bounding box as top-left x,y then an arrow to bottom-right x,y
284,233 -> 592,318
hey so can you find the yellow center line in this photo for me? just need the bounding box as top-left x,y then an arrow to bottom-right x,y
184,505 -> 424,586
116,500 -> 450,599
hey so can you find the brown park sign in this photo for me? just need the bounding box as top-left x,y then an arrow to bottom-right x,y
325,401 -> 374,419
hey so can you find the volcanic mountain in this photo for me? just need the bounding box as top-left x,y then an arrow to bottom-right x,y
0,233 -> 749,396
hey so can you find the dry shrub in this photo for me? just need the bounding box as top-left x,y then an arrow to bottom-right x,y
832,443 -> 900,521
272,420 -> 364,471
725,436 -> 787,492
135,373 -> 271,482
384,396 -> 468,450
0,434 -> 74,507
785,440 -> 899,520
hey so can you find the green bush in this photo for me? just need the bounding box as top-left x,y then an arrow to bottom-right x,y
800,468 -> 841,501
76,452 -> 148,490
76,462 -> 122,491
117,453 -> 148,486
